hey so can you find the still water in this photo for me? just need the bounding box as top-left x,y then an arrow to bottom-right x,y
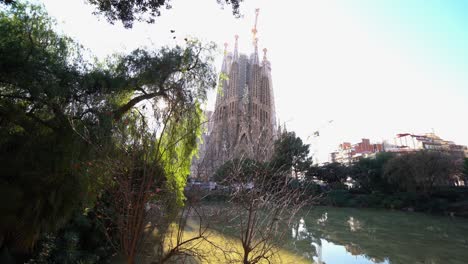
288,207 -> 468,264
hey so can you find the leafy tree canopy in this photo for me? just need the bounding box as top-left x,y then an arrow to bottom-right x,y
270,131 -> 312,178
350,152 -> 395,193
213,158 -> 261,184
0,0 -> 13,5
384,151 -> 457,194
86,0 -> 244,28
307,162 -> 348,189
0,1 -> 216,250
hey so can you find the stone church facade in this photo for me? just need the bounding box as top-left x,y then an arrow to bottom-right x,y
191,10 -> 277,179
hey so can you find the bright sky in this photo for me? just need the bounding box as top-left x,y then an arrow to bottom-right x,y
40,0 -> 468,163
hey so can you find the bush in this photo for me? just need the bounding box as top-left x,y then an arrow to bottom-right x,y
384,151 -> 458,194
423,198 -> 450,213
27,212 -> 113,264
304,183 -> 322,197
318,184 -> 468,216
448,200 -> 468,217
345,193 -> 385,208
366,192 -> 385,207
432,187 -> 468,201
325,190 -> 352,207
381,196 -> 404,209
202,193 -> 230,202
328,182 -> 347,190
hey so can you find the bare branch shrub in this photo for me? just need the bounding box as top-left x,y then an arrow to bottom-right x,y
219,156 -> 313,264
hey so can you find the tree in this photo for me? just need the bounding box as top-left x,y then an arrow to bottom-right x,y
0,1 -> 216,253
384,151 -> 458,194
0,2 -> 95,252
95,111 -> 210,264
270,131 -> 312,179
87,0 -> 244,28
221,158 -> 311,264
463,158 -> 468,185
0,0 -> 13,5
307,162 -> 348,189
213,158 -> 259,184
350,152 -> 395,193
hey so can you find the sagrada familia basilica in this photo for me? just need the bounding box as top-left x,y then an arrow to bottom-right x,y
192,9 -> 278,179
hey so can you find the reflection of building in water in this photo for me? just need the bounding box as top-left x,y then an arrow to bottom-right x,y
301,208 -> 468,264
317,212 -> 328,225
347,216 -> 362,232
316,241 -> 323,264
291,218 -> 307,240
291,217 -> 323,263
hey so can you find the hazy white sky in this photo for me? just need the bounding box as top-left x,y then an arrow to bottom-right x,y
41,0 -> 468,162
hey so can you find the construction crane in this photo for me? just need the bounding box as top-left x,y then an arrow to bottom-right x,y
306,120 -> 334,164
306,120 -> 334,140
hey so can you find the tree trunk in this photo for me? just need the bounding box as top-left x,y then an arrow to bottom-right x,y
243,250 -> 250,264
127,255 -> 135,264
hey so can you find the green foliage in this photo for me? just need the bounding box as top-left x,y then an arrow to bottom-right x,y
27,212 -> 112,264
270,131 -> 312,178
216,72 -> 229,96
160,103 -> 205,206
308,162 -> 348,187
0,2 -> 216,252
384,151 -> 456,194
86,0 -> 243,28
320,188 -> 468,215
317,151 -> 465,213
213,160 -> 235,183
213,158 -> 261,183
350,152 -> 395,193
0,0 -> 14,5
0,2 -> 95,250
325,190 -> 351,207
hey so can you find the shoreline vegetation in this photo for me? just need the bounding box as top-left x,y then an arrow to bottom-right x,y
201,187 -> 468,218
318,187 -> 468,217
2,1 -> 467,263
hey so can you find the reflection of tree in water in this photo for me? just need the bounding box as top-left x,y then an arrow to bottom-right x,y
345,243 -> 365,256
290,207 -> 468,264
291,217 -> 322,262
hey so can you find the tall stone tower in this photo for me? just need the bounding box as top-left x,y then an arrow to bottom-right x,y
192,9 -> 277,179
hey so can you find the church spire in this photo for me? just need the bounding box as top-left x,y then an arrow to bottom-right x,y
224,42 -> 228,55
261,47 -> 270,75
233,35 -> 239,61
252,38 -> 259,65
252,8 -> 260,43
221,42 -> 229,72
251,8 -> 260,65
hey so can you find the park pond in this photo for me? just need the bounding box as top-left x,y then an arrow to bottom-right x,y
173,205 -> 468,263
284,206 -> 468,264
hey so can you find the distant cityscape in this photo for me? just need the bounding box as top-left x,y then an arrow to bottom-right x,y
330,132 -> 468,164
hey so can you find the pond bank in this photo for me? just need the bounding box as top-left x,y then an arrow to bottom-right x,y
319,188 -> 468,218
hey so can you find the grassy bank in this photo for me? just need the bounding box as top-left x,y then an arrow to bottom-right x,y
158,219 -> 310,264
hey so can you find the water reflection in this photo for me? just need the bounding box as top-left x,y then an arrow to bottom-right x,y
347,216 -> 362,232
289,207 -> 468,264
